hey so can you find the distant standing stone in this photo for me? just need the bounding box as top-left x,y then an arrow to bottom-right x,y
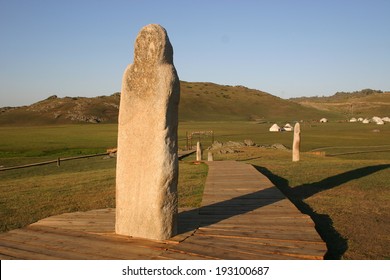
196,141 -> 202,161
292,123 -> 300,162
116,24 -> 180,240
207,151 -> 214,161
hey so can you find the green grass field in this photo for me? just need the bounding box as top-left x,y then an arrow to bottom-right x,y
179,121 -> 390,156
0,121 -> 389,259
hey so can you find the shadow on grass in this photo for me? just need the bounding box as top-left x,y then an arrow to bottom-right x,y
253,164 -> 390,259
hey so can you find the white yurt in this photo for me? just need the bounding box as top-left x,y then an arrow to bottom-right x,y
358,117 -> 364,122
283,123 -> 293,131
269,123 -> 281,132
375,119 -> 385,125
382,117 -> 390,122
362,119 -> 370,124
320,118 -> 328,123
349,118 -> 357,122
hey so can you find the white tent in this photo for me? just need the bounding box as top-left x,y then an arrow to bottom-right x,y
382,117 -> 390,122
362,119 -> 370,124
375,119 -> 385,125
372,116 -> 385,125
283,123 -> 293,131
358,117 -> 364,122
320,118 -> 328,123
349,118 -> 357,122
269,123 -> 281,132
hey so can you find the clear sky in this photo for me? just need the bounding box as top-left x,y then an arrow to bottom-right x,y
1,0 -> 389,106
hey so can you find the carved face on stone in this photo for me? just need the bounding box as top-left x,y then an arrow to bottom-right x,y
133,24 -> 173,65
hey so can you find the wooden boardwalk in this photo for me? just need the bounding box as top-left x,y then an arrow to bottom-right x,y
0,161 -> 327,259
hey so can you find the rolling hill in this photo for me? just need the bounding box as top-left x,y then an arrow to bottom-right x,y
178,82 -> 341,121
291,89 -> 390,118
0,81 -> 347,126
0,94 -> 121,126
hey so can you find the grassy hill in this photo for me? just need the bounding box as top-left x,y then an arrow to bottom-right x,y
291,89 -> 390,118
0,81 -> 345,126
179,81 -> 340,121
0,94 -> 121,126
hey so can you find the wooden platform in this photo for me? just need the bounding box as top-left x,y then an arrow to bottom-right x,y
0,161 -> 327,259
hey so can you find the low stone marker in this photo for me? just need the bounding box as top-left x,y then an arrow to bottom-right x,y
292,123 -> 300,162
207,151 -> 214,161
196,141 -> 202,161
116,24 -> 180,240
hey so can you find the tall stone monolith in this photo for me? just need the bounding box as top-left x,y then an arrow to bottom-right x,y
292,122 -> 300,162
196,141 -> 202,161
116,24 -> 180,240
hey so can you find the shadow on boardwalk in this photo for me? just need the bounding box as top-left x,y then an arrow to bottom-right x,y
253,164 -> 390,259
178,186 -> 284,232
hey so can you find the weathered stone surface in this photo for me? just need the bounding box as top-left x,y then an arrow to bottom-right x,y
243,139 -> 256,146
210,141 -> 223,150
219,147 -> 241,154
292,123 -> 300,162
271,143 -> 288,150
196,141 -> 202,161
225,141 -> 245,147
116,24 -> 180,240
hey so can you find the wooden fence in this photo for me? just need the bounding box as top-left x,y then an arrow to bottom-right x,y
0,149 -> 196,172
0,152 -> 110,172
186,131 -> 214,150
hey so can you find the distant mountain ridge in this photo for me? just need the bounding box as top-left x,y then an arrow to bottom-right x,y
0,81 -> 370,126
290,89 -> 386,102
290,89 -> 390,117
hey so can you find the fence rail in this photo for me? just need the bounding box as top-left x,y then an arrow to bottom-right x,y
0,152 -> 110,172
0,149 -> 196,172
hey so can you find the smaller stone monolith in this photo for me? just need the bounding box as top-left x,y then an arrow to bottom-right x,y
196,141 -> 202,161
207,151 -> 214,161
292,122 -> 300,162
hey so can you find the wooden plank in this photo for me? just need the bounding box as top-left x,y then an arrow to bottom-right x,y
196,227 -> 323,243
195,231 -> 325,246
0,252 -> 19,260
159,249 -> 216,260
199,198 -> 287,204
199,214 -> 312,222
174,238 -> 299,260
7,227 -> 166,260
0,234 -> 105,260
0,239 -> 63,260
199,204 -> 306,212
198,211 -> 303,217
199,223 -> 316,231
182,235 -> 324,260
0,229 -> 121,259
28,225 -> 169,248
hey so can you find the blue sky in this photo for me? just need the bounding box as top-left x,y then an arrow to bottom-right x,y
1,0 -> 389,106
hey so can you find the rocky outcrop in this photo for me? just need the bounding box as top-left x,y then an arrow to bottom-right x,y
208,139 -> 289,154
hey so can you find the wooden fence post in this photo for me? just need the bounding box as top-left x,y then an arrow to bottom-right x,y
186,131 -> 189,151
